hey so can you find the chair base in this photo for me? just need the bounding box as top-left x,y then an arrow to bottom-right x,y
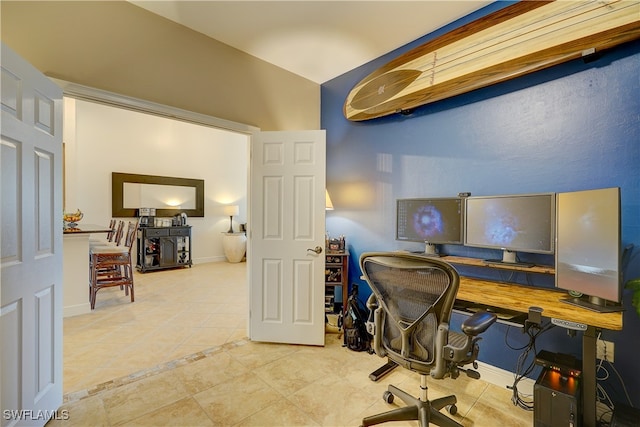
362,384 -> 462,427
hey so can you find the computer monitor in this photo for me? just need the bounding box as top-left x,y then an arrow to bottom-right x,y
556,187 -> 622,312
464,193 -> 555,265
396,198 -> 464,255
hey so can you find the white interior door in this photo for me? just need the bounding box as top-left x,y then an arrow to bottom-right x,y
249,130 -> 326,345
1,43 -> 64,426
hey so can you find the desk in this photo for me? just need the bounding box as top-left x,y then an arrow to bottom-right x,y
457,276 -> 622,427
457,277 -> 622,330
63,224 -> 112,317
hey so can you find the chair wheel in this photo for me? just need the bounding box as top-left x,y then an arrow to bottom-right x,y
447,404 -> 457,415
383,391 -> 394,404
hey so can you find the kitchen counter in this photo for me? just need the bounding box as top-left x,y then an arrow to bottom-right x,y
63,224 -> 112,316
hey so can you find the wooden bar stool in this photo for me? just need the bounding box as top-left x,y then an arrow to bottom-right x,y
90,219 -> 123,249
89,220 -> 137,309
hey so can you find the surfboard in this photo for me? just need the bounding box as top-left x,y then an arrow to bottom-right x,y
344,0 -> 640,121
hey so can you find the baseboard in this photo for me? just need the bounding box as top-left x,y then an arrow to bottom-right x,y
193,256 -> 226,264
476,360 -> 535,397
64,302 -> 91,318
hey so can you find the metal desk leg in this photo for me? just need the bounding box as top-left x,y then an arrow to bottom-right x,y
583,326 -> 598,427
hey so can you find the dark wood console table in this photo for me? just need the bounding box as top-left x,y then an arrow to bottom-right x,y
136,226 -> 192,272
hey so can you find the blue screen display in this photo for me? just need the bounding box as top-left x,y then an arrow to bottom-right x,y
396,198 -> 463,244
464,193 -> 555,254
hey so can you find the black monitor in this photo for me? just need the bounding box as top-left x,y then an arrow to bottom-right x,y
396,198 -> 464,255
556,187 -> 622,312
464,193 -> 555,266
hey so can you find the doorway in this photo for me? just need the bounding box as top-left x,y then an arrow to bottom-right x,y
61,88 -> 252,394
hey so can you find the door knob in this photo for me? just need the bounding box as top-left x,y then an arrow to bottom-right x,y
307,246 -> 323,254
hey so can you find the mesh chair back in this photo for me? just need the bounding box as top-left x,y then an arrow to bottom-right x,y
361,253 -> 459,372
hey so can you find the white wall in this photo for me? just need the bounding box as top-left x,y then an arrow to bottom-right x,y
63,98 -> 248,264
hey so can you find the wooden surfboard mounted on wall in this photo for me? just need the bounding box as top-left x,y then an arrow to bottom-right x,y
344,0 -> 640,121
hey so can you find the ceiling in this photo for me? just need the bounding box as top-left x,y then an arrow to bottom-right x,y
129,1 -> 493,84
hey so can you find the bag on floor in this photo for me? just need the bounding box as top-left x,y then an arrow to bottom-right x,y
341,284 -> 372,352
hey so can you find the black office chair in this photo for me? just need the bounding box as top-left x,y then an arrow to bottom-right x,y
360,252 -> 497,427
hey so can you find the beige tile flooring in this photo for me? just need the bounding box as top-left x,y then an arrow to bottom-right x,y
54,261 -> 532,426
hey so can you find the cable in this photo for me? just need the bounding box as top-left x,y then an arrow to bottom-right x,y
504,321 -> 555,411
594,332 -> 634,425
597,398 -> 614,427
501,269 -> 517,283
504,325 -> 531,351
596,358 -> 610,381
606,359 -> 633,407
595,332 -> 633,407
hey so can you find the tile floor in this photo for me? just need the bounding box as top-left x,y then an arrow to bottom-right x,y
54,261 -> 533,426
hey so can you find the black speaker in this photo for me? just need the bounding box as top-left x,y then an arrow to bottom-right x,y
534,368 -> 581,427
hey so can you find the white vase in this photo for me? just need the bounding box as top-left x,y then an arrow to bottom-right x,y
222,232 -> 247,263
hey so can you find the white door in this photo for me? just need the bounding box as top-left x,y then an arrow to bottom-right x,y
249,130 -> 326,345
1,44 -> 64,426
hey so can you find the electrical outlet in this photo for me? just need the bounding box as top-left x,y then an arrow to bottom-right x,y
596,340 -> 615,362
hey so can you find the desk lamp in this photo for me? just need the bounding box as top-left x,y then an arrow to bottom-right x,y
224,205 -> 239,233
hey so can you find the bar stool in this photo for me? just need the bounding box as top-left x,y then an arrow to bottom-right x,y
89,220 -> 137,309
90,219 -> 123,249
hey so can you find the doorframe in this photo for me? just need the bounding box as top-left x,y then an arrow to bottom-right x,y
51,79 -> 260,136
54,78 -> 258,350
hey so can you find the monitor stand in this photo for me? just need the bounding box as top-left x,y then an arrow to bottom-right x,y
561,295 -> 624,313
411,243 -> 445,257
424,242 -> 447,257
484,249 -> 534,268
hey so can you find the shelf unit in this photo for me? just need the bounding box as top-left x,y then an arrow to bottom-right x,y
136,226 -> 192,272
325,252 -> 349,314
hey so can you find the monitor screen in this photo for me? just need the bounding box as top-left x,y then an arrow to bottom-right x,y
464,193 -> 555,255
396,198 -> 464,244
556,187 -> 621,307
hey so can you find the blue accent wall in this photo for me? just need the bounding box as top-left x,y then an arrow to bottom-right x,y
321,3 -> 640,408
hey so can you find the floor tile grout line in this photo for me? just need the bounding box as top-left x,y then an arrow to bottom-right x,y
63,337 -> 251,405
62,262 -> 248,395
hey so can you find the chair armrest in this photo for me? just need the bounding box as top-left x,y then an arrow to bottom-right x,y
373,307 -> 386,358
461,311 -> 497,336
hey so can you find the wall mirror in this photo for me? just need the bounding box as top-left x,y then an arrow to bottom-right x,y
112,172 -> 205,217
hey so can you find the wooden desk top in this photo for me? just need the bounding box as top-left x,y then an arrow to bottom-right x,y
458,276 -> 623,331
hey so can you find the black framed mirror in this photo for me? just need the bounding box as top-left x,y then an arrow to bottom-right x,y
112,172 -> 205,217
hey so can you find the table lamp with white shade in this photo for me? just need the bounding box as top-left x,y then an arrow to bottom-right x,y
223,205 -> 239,233
325,190 -> 334,210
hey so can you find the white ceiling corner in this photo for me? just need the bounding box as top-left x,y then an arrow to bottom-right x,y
128,1 -> 493,84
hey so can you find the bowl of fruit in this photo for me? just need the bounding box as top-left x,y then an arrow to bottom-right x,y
63,209 -> 84,228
